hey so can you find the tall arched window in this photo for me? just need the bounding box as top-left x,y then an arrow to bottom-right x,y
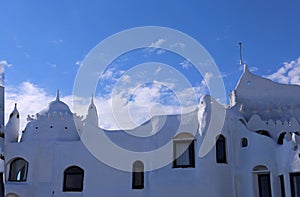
216,135 -> 227,163
277,132 -> 286,145
173,133 -> 195,168
63,166 -> 84,192
8,158 -> 28,182
253,165 -> 272,197
290,172 -> 300,197
132,161 -> 144,189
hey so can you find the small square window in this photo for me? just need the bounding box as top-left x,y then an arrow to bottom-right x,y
173,140 -> 195,168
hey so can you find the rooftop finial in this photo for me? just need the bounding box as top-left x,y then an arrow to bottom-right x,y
239,42 -> 243,65
56,89 -> 60,101
91,93 -> 94,105
14,103 -> 17,109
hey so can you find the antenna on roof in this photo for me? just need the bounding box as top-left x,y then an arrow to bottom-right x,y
239,42 -> 244,65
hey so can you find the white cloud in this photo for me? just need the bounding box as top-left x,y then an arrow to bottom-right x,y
5,79 -> 208,131
75,60 -> 81,65
180,60 -> 192,69
144,38 -> 166,55
239,65 -> 258,72
47,62 -> 57,68
0,60 -> 13,86
202,72 -> 213,86
150,38 -> 166,48
170,42 -> 186,50
249,66 -> 258,72
5,82 -> 53,130
266,57 -> 300,85
0,60 -> 13,68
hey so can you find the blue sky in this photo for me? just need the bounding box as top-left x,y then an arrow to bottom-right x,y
1,0 -> 300,129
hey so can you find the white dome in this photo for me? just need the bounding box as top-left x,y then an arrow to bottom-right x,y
38,90 -> 72,115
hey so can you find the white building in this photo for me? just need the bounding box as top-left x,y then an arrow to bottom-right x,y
2,65 -> 300,197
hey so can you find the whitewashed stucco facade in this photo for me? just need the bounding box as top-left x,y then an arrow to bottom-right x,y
2,65 -> 300,197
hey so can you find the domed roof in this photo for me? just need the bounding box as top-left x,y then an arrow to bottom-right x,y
39,90 -> 71,115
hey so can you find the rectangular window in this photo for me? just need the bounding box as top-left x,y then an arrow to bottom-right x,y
173,140 -> 195,168
279,175 -> 285,197
258,174 -> 272,197
290,173 -> 300,197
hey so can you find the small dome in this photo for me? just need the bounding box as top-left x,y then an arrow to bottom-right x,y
39,90 -> 71,115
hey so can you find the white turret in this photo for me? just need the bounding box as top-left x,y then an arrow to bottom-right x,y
5,103 -> 20,143
85,95 -> 98,127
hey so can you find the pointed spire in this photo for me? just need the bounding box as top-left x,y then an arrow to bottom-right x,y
56,89 -> 60,101
244,63 -> 249,72
91,93 -> 94,105
239,42 -> 243,65
14,103 -> 17,109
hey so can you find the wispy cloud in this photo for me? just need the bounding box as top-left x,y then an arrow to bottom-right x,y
47,62 -> 57,68
0,60 -> 13,86
75,60 -> 81,66
49,39 -> 63,45
5,79 -> 207,131
144,38 -> 166,55
0,60 -> 13,68
180,59 -> 192,69
150,38 -> 165,48
239,65 -> 258,72
266,57 -> 300,85
170,42 -> 186,50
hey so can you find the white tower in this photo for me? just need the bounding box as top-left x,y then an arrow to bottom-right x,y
85,96 -> 98,127
0,85 -> 4,197
5,103 -> 20,143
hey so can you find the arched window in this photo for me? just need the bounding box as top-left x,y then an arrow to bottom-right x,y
132,161 -> 144,189
8,158 -> 28,182
241,137 -> 248,147
216,135 -> 227,163
278,132 -> 286,145
6,193 -> 19,197
63,166 -> 84,192
173,133 -> 195,168
253,165 -> 272,197
256,130 -> 271,138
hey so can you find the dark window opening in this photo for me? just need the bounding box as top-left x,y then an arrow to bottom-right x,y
173,140 -> 195,168
256,130 -> 271,138
8,158 -> 28,182
279,175 -> 285,197
63,166 -> 84,192
239,119 -> 247,126
278,132 -> 286,145
0,172 -> 4,197
258,174 -> 272,197
132,161 -> 144,189
216,135 -> 227,163
290,172 -> 300,197
241,138 -> 248,147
